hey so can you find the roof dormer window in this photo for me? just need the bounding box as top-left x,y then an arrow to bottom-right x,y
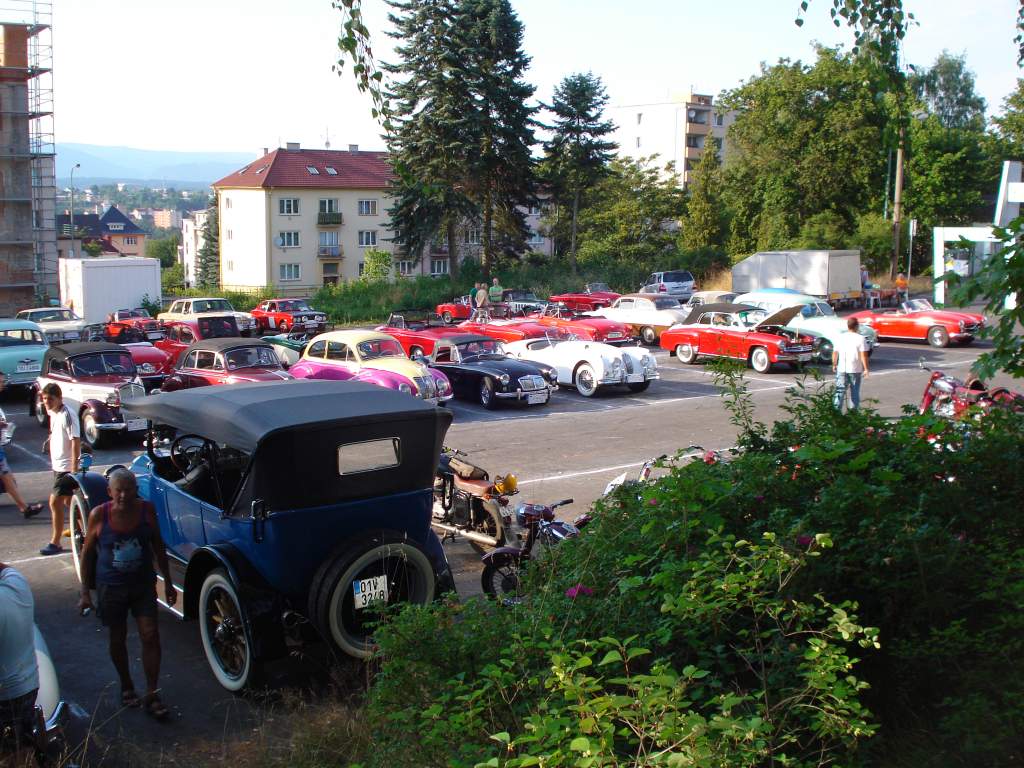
306,166 -> 320,175
255,165 -> 268,174
107,223 -> 124,231
239,165 -> 251,174
325,167 -> 338,175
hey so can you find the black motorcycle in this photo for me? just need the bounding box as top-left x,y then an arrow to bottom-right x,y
432,448 -> 515,550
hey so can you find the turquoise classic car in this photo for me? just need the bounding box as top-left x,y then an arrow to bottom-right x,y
0,319 -> 48,386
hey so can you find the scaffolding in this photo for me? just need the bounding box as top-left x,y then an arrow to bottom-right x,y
0,0 -> 56,309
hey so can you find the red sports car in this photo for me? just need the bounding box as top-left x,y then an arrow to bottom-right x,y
105,308 -> 164,341
250,298 -> 327,334
527,303 -> 633,344
160,337 -> 293,392
660,302 -> 815,374
850,299 -> 985,347
435,296 -> 474,324
155,315 -> 241,365
375,310 -> 466,356
548,282 -> 621,312
121,342 -> 174,391
456,317 -> 551,343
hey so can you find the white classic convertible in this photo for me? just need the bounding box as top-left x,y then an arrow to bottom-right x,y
504,332 -> 658,396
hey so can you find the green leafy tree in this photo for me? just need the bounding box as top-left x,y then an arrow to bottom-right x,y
82,241 -> 102,257
195,201 -> 220,288
793,209 -> 850,249
146,234 -> 180,269
681,139 -> 724,249
540,72 -> 617,271
992,78 -> 1024,159
361,247 -> 392,282
909,50 -> 986,130
161,263 -> 184,293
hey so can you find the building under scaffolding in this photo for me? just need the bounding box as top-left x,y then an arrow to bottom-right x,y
0,0 -> 56,314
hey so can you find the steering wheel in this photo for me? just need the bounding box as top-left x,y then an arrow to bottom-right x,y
170,433 -> 209,472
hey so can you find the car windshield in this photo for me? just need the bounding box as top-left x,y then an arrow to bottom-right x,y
652,298 -> 682,309
509,291 -> 539,301
799,302 -> 836,318
0,328 -> 45,346
738,309 -> 768,327
904,299 -> 934,312
458,339 -> 505,359
357,338 -> 405,359
279,301 -> 312,312
586,282 -> 611,293
663,271 -> 693,283
225,346 -> 281,370
545,329 -> 575,343
131,309 -> 151,318
25,309 -> 80,322
70,352 -> 135,377
193,299 -> 234,313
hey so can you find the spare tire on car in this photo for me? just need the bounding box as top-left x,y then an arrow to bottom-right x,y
308,530 -> 436,659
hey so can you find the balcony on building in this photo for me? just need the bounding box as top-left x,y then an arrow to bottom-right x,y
317,211 -> 343,226
317,245 -> 342,258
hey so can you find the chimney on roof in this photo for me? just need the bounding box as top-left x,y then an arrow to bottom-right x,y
286,142 -> 300,151
261,147 -> 268,156
348,144 -> 359,153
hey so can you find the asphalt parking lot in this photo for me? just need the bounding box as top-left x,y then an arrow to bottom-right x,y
0,329 -> 1014,763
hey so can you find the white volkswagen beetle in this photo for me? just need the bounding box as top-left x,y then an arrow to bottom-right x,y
504,332 -> 658,396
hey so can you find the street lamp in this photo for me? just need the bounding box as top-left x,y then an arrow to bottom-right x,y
69,163 -> 80,258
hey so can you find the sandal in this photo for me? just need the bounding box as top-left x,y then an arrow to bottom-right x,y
143,693 -> 170,720
121,689 -> 141,708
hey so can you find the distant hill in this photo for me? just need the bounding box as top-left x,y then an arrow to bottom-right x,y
56,143 -> 257,187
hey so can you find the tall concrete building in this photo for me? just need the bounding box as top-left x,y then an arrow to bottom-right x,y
0,2 -> 56,314
608,91 -> 736,187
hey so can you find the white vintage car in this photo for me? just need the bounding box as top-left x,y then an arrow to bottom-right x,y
158,297 -> 259,335
15,307 -> 88,344
584,294 -> 690,345
504,332 -> 658,396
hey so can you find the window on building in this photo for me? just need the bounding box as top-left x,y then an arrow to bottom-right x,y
319,231 -> 339,247
227,260 -> 234,271
637,112 -> 642,125
358,230 -> 377,247
325,167 -> 338,175
280,231 -> 300,247
322,262 -> 339,275
528,231 -> 544,245
225,197 -> 232,209
358,199 -> 378,216
125,236 -> 137,245
463,228 -> 481,245
430,258 -> 449,276
306,166 -> 320,175
279,198 -> 300,215
358,262 -> 365,277
686,135 -> 700,148
636,137 -> 641,148
715,113 -> 724,127
319,198 -> 339,213
395,259 -> 414,276
280,263 -> 301,281
227,229 -> 233,240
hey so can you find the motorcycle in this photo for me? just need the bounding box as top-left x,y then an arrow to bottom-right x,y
918,358 -> 1024,418
480,497 -> 579,598
432,447 -> 516,550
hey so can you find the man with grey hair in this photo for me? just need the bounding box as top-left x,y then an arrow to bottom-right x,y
78,468 -> 176,719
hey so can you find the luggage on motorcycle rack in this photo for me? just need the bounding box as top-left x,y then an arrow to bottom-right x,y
447,455 -> 489,481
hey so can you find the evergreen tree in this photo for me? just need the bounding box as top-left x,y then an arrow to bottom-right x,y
196,200 -> 220,288
681,138 -> 724,250
541,72 -> 617,272
456,0 -> 538,274
383,0 -> 477,281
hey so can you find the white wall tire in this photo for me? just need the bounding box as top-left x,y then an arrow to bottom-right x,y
928,326 -> 949,348
34,394 -> 49,428
81,413 -> 109,450
750,347 -> 772,374
198,569 -> 255,692
311,534 -> 436,659
641,326 -> 657,345
676,343 -> 698,364
69,492 -> 90,583
574,364 -> 598,397
441,311 -> 453,324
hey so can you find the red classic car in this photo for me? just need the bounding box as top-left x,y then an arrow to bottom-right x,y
160,337 -> 293,392
528,303 -> 633,344
548,282 -> 621,312
250,298 -> 328,334
660,302 -> 815,374
850,299 -> 985,347
375,310 -> 465,357
456,317 -> 551,343
436,296 -> 474,324
155,315 -> 241,365
121,343 -> 174,391
104,308 -> 164,341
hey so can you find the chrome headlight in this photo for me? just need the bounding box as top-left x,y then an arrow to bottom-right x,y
437,378 -> 450,393
546,369 -> 558,382
609,358 -> 623,375
643,354 -> 656,370
105,392 -> 120,407
499,373 -> 510,386
398,382 -> 413,394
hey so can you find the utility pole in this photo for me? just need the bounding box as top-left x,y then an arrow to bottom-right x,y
890,126 -> 904,281
69,163 -> 80,258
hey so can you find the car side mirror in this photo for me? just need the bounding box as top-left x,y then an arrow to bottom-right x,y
250,498 -> 267,541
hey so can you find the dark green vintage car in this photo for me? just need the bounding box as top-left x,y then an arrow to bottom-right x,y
261,331 -> 312,367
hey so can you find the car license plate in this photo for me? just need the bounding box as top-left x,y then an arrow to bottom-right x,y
353,575 -> 388,610
147,331 -> 163,340
526,392 -> 547,405
16,362 -> 40,373
125,418 -> 148,431
797,353 -> 812,362
627,373 -> 644,383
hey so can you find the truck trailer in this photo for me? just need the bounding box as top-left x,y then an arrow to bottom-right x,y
58,257 -> 162,324
731,250 -> 863,304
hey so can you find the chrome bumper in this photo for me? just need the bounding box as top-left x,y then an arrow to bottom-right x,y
494,384 -> 558,400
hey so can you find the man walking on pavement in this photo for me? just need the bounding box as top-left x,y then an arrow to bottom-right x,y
832,316 -> 870,412
39,383 -> 80,556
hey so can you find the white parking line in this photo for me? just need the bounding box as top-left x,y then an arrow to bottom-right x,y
518,460 -> 646,485
7,441 -> 50,468
5,552 -> 71,566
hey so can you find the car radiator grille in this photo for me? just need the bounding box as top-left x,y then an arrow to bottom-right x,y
623,355 -> 634,374
962,323 -> 979,334
414,376 -> 437,398
118,383 -> 146,402
519,375 -> 545,391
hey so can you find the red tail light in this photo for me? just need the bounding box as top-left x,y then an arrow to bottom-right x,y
658,283 -> 667,292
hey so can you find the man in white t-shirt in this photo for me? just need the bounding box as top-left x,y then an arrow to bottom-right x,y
40,383 -> 80,556
832,317 -> 870,412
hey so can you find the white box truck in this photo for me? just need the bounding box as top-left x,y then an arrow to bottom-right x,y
58,257 -> 162,324
731,250 -> 863,303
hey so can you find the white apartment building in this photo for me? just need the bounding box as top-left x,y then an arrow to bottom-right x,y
180,208 -> 208,288
213,143 -> 554,288
608,91 -> 736,186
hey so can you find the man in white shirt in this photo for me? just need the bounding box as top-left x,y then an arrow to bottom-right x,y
40,383 -> 80,556
832,317 -> 870,412
0,562 -> 39,759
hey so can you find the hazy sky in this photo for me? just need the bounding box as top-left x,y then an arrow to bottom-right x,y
53,0 -> 1020,156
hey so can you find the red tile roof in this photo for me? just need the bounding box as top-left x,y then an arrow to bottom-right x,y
212,148 -> 394,190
